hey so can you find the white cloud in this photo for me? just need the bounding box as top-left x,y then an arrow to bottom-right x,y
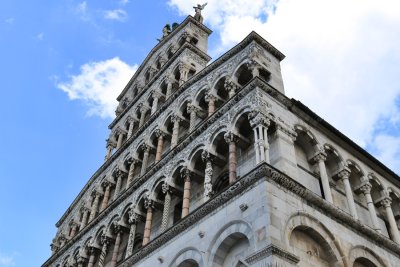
373,134 -> 400,174
104,9 -> 128,21
76,1 -> 90,21
169,0 -> 400,171
0,253 -> 15,266
36,32 -> 44,40
57,57 -> 137,119
4,17 -> 15,24
119,0 -> 130,5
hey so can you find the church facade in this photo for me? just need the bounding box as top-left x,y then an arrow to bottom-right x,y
43,12 -> 400,267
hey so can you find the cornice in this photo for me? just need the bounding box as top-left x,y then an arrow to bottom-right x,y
116,15 -> 212,101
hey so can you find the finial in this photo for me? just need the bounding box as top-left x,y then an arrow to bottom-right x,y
193,3 -> 207,23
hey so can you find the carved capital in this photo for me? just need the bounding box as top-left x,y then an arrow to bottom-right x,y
224,132 -> 238,144
205,92 -> 217,103
248,111 -> 270,128
246,59 -> 261,70
161,183 -> 172,195
106,139 -> 116,148
224,78 -> 239,92
100,234 -> 111,246
178,63 -> 190,72
128,209 -> 142,225
201,150 -> 215,162
359,182 -> 372,194
180,167 -> 192,181
337,169 -> 350,180
140,143 -> 151,153
144,196 -> 155,210
171,114 -> 182,123
155,129 -> 166,138
187,103 -> 200,114
126,157 -> 139,166
113,167 -> 127,179
311,150 -> 327,163
380,196 -> 392,208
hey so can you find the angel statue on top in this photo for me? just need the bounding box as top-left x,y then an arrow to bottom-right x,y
193,3 -> 207,23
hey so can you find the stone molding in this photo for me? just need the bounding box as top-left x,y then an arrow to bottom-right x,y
244,244 -> 300,265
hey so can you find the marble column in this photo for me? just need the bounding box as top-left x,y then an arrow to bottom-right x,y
171,115 -> 181,148
338,169 -> 358,219
105,140 -> 115,161
126,158 -> 138,189
127,117 -> 135,139
151,94 -> 160,115
116,132 -> 124,150
98,235 -> 110,267
139,106 -> 148,128
113,169 -> 125,201
312,152 -> 333,203
70,222 -> 79,238
205,93 -> 216,117
224,78 -> 239,98
125,210 -> 140,259
110,225 -> 122,267
166,77 -> 173,99
89,192 -> 102,222
140,144 -> 150,176
100,182 -> 112,211
359,182 -> 381,232
178,64 -> 189,86
247,60 -> 260,77
187,104 -> 198,132
249,112 -> 270,164
161,183 -> 172,232
181,168 -> 192,218
87,247 -> 97,267
142,199 -> 154,246
155,130 -> 165,163
380,197 -> 400,244
80,207 -> 90,228
202,151 -> 214,202
224,132 -> 238,184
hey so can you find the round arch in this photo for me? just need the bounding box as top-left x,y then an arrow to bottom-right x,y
349,245 -> 388,267
284,212 -> 347,267
169,247 -> 204,267
207,220 -> 254,266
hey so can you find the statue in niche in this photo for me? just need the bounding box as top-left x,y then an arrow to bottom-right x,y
193,3 -> 207,23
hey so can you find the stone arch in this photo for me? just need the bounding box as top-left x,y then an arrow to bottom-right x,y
149,175 -> 167,199
232,59 -> 253,84
284,212 -> 346,267
349,245 -> 388,267
106,215 -> 121,234
187,144 -> 207,168
230,106 -> 253,130
169,247 -> 204,267
208,220 -> 254,267
208,126 -> 229,149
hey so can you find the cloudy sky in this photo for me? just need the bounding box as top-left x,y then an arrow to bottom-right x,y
1,0 -> 399,266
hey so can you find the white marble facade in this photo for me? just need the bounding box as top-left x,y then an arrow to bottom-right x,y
43,14 -> 400,267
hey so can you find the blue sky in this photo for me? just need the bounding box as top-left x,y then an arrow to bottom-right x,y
1,0 -> 399,266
